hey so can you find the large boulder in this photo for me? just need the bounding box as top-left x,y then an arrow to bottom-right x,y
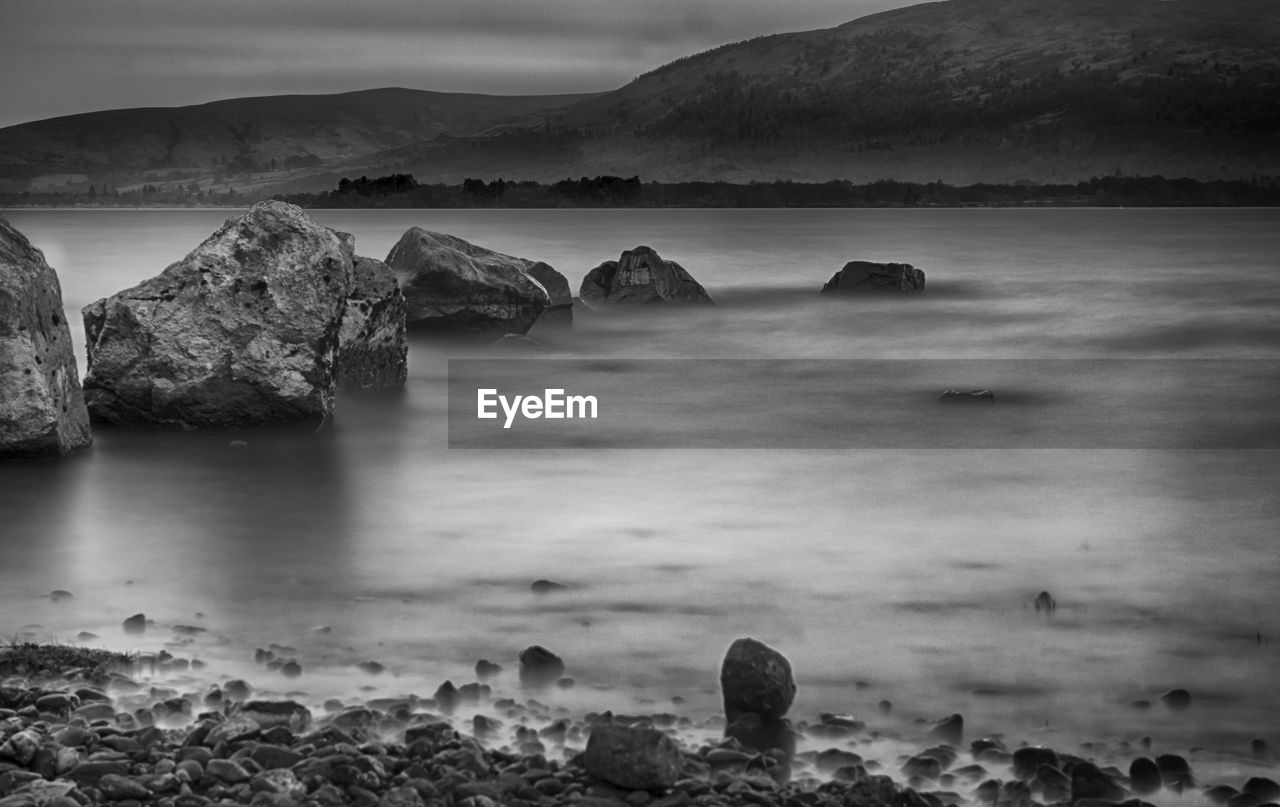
583,722 -> 683,791
384,228 -> 565,334
579,246 -> 713,305
337,256 -> 408,390
82,201 -> 355,428
0,216 -> 92,458
821,261 -> 925,294
720,638 -> 796,723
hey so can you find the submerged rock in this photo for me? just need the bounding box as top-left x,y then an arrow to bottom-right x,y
940,389 -> 995,403
337,256 -> 408,390
82,201 -> 355,428
720,637 -> 796,722
0,216 -> 92,458
579,246 -> 714,305
385,228 -> 564,334
821,261 -> 925,294
583,722 -> 683,791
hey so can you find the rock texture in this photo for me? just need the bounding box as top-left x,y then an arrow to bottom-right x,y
0,216 -> 92,458
518,645 -> 565,687
337,256 -> 408,390
384,229 -> 563,334
821,261 -> 925,294
583,722 -> 683,791
579,246 -> 713,305
720,638 -> 796,723
526,261 -> 573,327
81,201 -> 355,428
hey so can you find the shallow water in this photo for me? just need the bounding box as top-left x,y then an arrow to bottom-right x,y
2,207 -> 1279,791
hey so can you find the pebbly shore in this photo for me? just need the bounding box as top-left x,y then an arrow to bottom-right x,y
2,636 -> 1276,807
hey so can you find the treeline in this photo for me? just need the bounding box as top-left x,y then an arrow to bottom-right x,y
5,173 -> 1280,209
267,173 -> 1280,208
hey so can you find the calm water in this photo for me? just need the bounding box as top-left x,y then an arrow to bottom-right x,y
2,208 -> 1279,789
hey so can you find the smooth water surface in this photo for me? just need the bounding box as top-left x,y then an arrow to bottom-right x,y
2,208 -> 1279,786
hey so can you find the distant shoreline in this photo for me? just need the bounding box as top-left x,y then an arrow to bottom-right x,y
4,175 -> 1279,210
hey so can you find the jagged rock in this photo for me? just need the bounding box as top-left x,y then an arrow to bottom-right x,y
0,216 -> 92,458
385,228 -> 556,334
337,256 -> 407,389
821,261 -> 925,293
81,201 -> 355,428
579,246 -> 713,305
583,722 -> 682,791
720,637 -> 796,722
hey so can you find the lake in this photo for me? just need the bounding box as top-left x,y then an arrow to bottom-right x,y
2,207 -> 1278,792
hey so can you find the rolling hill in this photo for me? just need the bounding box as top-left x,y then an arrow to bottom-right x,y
2,0 -> 1278,193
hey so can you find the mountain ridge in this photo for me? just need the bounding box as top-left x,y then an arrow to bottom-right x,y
2,0 -> 1278,194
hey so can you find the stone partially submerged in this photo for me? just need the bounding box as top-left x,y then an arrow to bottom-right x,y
821,261 -> 925,294
385,229 -> 570,334
82,201 -> 376,428
579,246 -> 713,305
337,257 -> 408,390
0,216 -> 92,458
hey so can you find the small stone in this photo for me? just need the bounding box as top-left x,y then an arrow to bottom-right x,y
0,729 -> 41,765
901,755 -> 943,780
1156,753 -> 1195,789
281,660 -> 302,678
583,722 -> 682,791
719,638 -> 796,722
99,774 -> 151,800
49,590 -> 74,602
1160,689 -> 1192,710
519,645 -> 565,687
206,758 -> 251,783
357,660 -> 385,675
435,681 -> 460,713
1072,760 -> 1126,802
205,715 -> 261,745
928,713 -> 964,746
223,679 -> 253,701
122,613 -> 147,634
475,660 -> 502,679
1012,746 -> 1059,779
1130,757 -> 1162,794
531,579 -> 567,593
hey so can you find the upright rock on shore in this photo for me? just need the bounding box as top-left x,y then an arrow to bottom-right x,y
0,216 -> 92,458
580,246 -> 713,305
821,261 -> 925,294
385,229 -> 569,334
720,638 -> 797,756
82,202 -> 359,428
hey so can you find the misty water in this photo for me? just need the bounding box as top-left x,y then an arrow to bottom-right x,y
2,208 -> 1279,790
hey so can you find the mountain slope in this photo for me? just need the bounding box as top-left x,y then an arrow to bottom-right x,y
0,88 -> 598,188
2,0 -> 1277,191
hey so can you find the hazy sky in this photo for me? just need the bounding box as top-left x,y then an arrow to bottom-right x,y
0,0 -> 922,129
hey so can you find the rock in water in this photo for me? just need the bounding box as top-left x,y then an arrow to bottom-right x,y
337,256 -> 407,390
0,216 -> 92,458
527,261 -> 573,327
929,713 -> 964,745
821,261 -> 925,294
1070,760 -> 1126,802
518,645 -> 565,686
1129,757 -> 1162,795
583,722 -> 682,791
81,201 -> 355,428
384,228 -> 559,334
579,246 -> 714,305
720,638 -> 796,722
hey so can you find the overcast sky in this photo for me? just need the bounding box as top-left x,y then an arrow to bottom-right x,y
0,0 -> 923,129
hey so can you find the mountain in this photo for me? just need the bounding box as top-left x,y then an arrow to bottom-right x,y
0,88 -> 598,192
2,0 -> 1278,193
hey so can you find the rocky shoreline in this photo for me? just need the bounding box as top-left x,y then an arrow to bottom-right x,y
2,638 -> 1273,807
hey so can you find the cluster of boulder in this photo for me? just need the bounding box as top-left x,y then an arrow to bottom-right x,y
2,201 -> 928,458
